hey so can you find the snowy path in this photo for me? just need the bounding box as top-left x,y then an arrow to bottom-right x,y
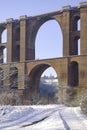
0,105 -> 87,130
59,107 -> 87,130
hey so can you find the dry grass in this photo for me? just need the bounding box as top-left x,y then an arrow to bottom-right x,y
0,90 -> 22,105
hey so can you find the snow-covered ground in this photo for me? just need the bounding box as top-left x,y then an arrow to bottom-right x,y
0,104 -> 87,130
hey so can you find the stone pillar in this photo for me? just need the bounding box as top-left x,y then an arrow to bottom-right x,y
17,63 -> 25,89
20,15 -> 27,62
62,6 -> 71,56
6,18 -> 13,62
80,2 -> 87,55
17,89 -> 24,104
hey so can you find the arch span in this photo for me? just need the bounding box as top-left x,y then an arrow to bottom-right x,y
27,16 -> 63,60
31,17 -> 62,47
1,29 -> 7,43
25,63 -> 59,104
26,58 -> 68,88
69,61 -> 78,87
28,64 -> 52,89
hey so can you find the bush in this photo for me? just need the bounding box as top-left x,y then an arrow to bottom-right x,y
80,93 -> 87,114
0,90 -> 22,105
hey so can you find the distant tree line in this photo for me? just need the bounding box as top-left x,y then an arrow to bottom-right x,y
38,75 -> 58,104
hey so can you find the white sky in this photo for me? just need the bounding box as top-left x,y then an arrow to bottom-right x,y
0,0 -> 85,76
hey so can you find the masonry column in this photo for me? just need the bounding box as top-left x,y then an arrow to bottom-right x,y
80,2 -> 87,55
6,18 -> 13,62
20,15 -> 27,62
62,6 -> 71,56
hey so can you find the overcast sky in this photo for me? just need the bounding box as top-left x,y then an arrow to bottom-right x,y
0,0 -> 85,76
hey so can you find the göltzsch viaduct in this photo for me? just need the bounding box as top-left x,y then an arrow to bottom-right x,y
0,1 -> 87,105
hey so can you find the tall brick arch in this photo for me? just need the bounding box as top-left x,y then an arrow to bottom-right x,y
27,17 -> 62,56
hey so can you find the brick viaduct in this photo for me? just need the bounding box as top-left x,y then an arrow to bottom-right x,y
0,1 -> 87,105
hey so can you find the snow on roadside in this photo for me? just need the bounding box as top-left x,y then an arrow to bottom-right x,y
0,104 -> 87,130
74,107 -> 87,125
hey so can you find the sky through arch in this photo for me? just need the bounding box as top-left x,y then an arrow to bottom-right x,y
35,19 -> 63,60
41,67 -> 57,77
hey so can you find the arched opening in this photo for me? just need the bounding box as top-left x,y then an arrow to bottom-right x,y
77,19 -> 80,31
10,67 -> 18,89
35,20 -> 63,59
1,29 -> 7,43
16,45 -> 20,61
0,47 -> 3,63
3,48 -> 7,63
0,46 -> 7,63
69,61 -> 78,87
26,64 -> 59,104
74,37 -> 80,55
39,67 -> 58,104
73,16 -> 80,31
15,27 -> 20,41
12,27 -> 20,62
0,68 -> 3,88
78,39 -> 80,55
71,16 -> 80,56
